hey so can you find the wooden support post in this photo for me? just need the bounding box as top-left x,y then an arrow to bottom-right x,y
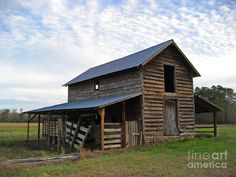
38,114 -> 41,144
213,112 -> 217,137
99,108 -> 105,150
140,73 -> 145,145
125,122 -> 129,147
57,118 -> 62,154
27,114 -> 31,142
62,113 -> 66,148
47,113 -> 51,146
122,101 -> 127,147
139,95 -> 144,146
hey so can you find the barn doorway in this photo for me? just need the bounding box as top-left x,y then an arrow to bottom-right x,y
164,100 -> 179,136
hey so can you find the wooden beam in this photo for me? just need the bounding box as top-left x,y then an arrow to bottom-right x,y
28,114 -> 38,122
213,112 -> 217,137
62,113 -> 66,148
27,114 -> 31,142
125,122 -> 129,147
38,114 -> 41,144
99,108 -> 105,150
122,101 -> 127,147
57,118 -> 62,154
139,95 -> 144,145
27,114 -> 38,142
47,113 -> 51,146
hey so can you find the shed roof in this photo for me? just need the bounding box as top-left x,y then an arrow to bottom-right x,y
64,39 -> 200,86
194,95 -> 222,113
26,92 -> 141,114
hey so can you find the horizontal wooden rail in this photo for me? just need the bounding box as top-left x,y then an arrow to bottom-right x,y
195,125 -> 214,128
104,123 -> 123,150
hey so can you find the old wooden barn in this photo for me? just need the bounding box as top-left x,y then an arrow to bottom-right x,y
26,39 -> 218,153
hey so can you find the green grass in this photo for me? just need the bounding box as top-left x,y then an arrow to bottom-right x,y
0,123 -> 236,177
0,123 -> 56,161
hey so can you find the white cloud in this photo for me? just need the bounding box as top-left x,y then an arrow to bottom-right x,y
0,0 -> 236,110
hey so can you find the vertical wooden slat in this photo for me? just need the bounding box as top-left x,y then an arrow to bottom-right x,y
68,122 -> 74,148
42,118 -> 46,136
127,121 -> 140,147
42,118 -> 44,136
139,95 -> 143,145
136,122 -> 137,145
122,101 -> 126,147
213,112 -> 217,137
130,122 -> 132,146
45,119 -> 47,136
62,114 -> 66,148
132,122 -> 134,146
27,114 -> 30,142
57,118 -> 62,154
125,122 -> 129,147
38,114 -> 41,144
69,117 -> 81,151
134,122 -> 136,146
99,108 -> 105,150
136,122 -> 138,146
47,113 -> 51,146
128,122 -> 130,146
133,122 -> 135,146
131,122 -> 133,146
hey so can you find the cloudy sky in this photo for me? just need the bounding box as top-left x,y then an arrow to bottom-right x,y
0,0 -> 236,111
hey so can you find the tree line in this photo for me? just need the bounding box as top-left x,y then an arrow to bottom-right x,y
0,109 -> 29,122
195,85 -> 236,124
0,85 -> 235,123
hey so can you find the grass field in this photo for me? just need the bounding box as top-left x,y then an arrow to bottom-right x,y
0,123 -> 236,177
0,123 -> 56,160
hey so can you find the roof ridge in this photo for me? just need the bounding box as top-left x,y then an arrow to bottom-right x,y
63,39 -> 201,86
88,39 -> 173,70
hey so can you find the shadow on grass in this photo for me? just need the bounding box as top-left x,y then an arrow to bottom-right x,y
1,139 -> 51,151
0,139 -> 57,161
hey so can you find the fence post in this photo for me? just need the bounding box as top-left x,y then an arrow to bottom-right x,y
213,112 -> 217,137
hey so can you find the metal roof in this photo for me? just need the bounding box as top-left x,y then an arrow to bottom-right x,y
26,92 -> 141,113
194,95 -> 222,113
64,39 -> 199,86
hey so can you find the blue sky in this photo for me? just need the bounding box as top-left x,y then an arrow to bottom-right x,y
0,0 -> 236,111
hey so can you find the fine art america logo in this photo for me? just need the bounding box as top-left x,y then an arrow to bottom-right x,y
187,150 -> 228,169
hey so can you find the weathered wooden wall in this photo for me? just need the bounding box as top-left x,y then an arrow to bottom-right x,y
67,44 -> 195,145
142,45 -> 194,143
68,70 -> 142,102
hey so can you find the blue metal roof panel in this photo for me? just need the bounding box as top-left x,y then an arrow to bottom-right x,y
64,40 -> 173,86
26,92 -> 141,113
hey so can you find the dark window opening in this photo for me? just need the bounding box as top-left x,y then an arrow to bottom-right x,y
94,81 -> 100,91
164,65 -> 175,92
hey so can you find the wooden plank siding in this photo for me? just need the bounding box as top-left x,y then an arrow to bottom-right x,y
67,44 -> 195,145
142,45 -> 195,143
68,70 -> 142,102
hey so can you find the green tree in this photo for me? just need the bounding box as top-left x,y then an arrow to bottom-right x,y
195,85 -> 236,124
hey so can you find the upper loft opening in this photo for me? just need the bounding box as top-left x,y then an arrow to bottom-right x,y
164,65 -> 175,93
94,81 -> 100,91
